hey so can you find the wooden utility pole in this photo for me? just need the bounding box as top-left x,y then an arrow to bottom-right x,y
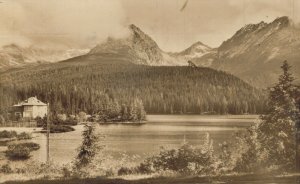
296,108 -> 300,171
46,103 -> 50,163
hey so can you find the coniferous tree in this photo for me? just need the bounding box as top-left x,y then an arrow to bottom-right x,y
120,104 -> 128,121
0,63 -> 267,116
75,123 -> 99,171
136,98 -> 146,121
258,61 -> 299,170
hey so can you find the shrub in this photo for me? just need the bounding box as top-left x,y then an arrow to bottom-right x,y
50,114 -> 78,126
64,117 -> 78,126
87,115 -> 99,122
136,133 -> 217,175
0,163 -> 13,173
118,167 -> 135,176
36,116 -> 47,127
6,144 -> 31,160
135,160 -> 154,174
62,165 -> 72,178
16,132 -> 32,140
78,112 -> 87,122
57,114 -> 67,122
0,130 -> 17,139
43,125 -> 75,133
6,142 -> 40,160
0,131 -> 32,141
51,115 -> 65,125
217,141 -> 236,174
18,142 -> 40,151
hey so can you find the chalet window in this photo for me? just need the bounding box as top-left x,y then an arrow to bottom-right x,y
24,106 -> 33,111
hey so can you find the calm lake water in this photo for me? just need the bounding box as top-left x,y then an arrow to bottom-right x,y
26,115 -> 259,164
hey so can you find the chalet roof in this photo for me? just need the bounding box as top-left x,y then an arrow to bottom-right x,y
13,97 -> 47,107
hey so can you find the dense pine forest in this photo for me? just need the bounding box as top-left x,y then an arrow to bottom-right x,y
0,53 -> 266,115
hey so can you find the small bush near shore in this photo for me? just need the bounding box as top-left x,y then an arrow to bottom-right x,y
17,142 -> 40,151
36,115 -> 78,128
117,134 -> 217,176
16,132 -> 32,140
0,130 -> 17,139
0,130 -> 31,140
118,167 -> 137,176
6,145 -> 31,160
63,117 -> 78,126
43,125 -> 75,133
6,142 -> 40,160
0,163 -> 13,173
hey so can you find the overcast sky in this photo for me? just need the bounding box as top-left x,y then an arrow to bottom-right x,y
0,0 -> 299,51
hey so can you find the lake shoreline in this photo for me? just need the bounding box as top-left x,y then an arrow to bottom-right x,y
2,173 -> 300,184
0,115 -> 258,165
98,121 -> 146,125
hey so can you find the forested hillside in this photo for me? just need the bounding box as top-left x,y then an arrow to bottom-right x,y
0,53 -> 266,115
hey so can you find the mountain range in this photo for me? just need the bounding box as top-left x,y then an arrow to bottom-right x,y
209,16 -> 300,87
0,16 -> 299,88
0,44 -> 89,69
88,16 -> 300,87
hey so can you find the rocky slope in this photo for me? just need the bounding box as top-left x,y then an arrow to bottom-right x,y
89,24 -> 187,65
195,16 -> 300,87
90,24 -> 217,66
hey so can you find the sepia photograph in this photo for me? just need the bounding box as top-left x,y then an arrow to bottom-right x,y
0,0 -> 299,183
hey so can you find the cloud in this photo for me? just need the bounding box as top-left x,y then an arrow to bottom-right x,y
0,0 -> 299,51
0,0 -> 129,48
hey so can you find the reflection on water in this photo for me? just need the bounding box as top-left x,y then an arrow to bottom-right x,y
2,115 -> 259,165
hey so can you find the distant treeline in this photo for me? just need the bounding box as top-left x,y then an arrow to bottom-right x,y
0,58 -> 266,115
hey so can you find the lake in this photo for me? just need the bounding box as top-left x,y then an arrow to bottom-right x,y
0,115 -> 259,165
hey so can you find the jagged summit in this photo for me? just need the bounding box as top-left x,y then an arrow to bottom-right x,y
236,21 -> 267,35
233,16 -> 291,39
129,24 -> 143,34
89,24 -> 184,65
89,24 -> 162,65
210,16 -> 300,87
272,16 -> 291,26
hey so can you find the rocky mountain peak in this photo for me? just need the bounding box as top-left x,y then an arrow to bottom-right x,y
190,41 -> 211,48
271,16 -> 290,26
89,24 -> 169,65
234,21 -> 267,38
129,24 -> 161,49
209,16 -> 300,88
178,41 -> 212,57
129,24 -> 142,33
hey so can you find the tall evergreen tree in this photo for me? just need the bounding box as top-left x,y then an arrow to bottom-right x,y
135,98 -> 146,121
258,61 -> 300,170
75,123 -> 99,171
